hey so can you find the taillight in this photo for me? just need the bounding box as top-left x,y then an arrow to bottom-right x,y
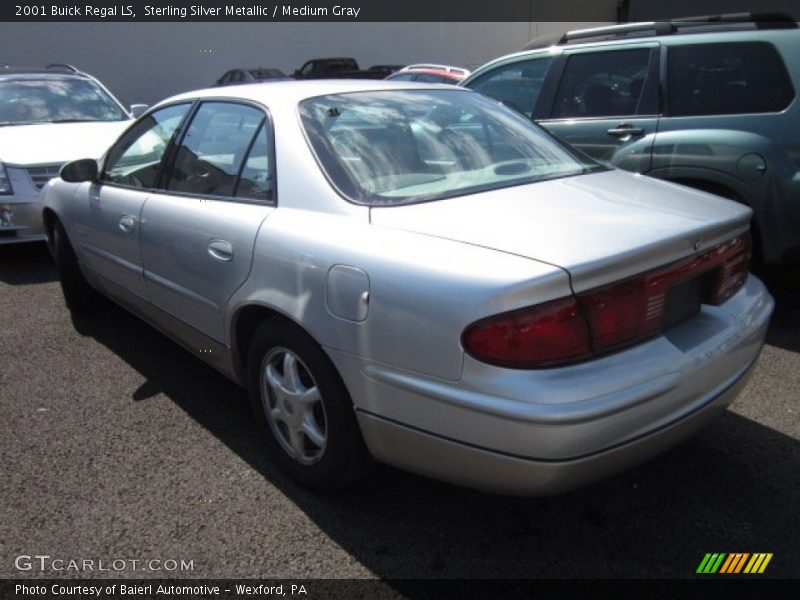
461,297 -> 592,368
462,234 -> 751,369
710,234 -> 751,304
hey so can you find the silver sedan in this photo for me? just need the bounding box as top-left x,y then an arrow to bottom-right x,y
42,80 -> 773,495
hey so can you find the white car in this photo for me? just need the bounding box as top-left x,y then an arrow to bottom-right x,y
0,65 -> 135,244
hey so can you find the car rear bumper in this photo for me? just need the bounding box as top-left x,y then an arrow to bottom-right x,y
328,275 -> 773,495
356,355 -> 756,495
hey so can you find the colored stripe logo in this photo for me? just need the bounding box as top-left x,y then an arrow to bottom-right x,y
696,553 -> 773,574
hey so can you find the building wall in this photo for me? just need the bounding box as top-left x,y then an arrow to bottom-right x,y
0,20 -> 614,106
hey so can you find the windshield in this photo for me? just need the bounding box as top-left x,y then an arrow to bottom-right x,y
0,78 -> 127,125
299,89 -> 603,206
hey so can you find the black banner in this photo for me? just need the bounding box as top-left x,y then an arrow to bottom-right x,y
2,579 -> 800,600
3,0 -> 620,23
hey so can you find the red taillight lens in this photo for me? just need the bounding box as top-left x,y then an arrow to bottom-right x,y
463,234 -> 751,369
710,234 -> 751,305
461,297 -> 592,368
579,277 -> 661,354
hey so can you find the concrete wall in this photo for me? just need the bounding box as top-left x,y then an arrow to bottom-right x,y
0,21 -> 613,106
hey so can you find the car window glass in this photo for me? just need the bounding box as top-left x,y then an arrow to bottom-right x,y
553,49 -> 651,118
102,103 -> 190,188
235,123 -> 273,201
0,77 -> 127,125
167,102 -> 265,197
300,89 -> 602,206
668,42 -> 794,116
467,57 -> 555,119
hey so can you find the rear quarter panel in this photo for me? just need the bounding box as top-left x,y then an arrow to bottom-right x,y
227,207 -> 572,382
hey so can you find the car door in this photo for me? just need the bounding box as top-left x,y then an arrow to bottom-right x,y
73,103 -> 191,298
139,100 -> 275,343
537,44 -> 660,172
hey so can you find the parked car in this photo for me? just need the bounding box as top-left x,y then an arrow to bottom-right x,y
292,57 -> 387,80
215,67 -> 289,86
462,14 -> 800,264
368,64 -> 404,77
387,63 -> 470,84
43,80 -> 772,495
0,64 -> 134,245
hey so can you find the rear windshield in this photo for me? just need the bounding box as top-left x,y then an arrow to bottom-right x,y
0,78 -> 127,125
299,89 -> 602,206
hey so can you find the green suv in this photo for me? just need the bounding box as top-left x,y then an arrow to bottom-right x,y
462,15 -> 800,263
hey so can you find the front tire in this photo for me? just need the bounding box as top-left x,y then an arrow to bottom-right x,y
49,218 -> 107,314
247,319 -> 372,490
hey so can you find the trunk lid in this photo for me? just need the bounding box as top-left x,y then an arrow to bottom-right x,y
370,169 -> 751,291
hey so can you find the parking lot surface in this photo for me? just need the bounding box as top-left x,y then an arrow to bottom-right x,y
1,243 -> 798,580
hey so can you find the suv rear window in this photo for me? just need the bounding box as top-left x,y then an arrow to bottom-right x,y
667,42 -> 794,116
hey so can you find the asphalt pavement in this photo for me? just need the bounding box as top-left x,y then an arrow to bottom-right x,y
1,243 -> 798,582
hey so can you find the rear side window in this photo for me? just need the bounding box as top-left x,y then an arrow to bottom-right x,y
166,102 -> 267,198
667,42 -> 794,116
552,49 -> 653,118
467,57 -> 555,119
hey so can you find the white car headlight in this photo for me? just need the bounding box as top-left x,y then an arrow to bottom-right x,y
0,161 -> 12,195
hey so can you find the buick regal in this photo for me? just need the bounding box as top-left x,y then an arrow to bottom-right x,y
42,80 -> 773,495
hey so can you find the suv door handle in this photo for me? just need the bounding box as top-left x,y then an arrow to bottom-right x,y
207,239 -> 234,262
607,124 -> 645,138
118,215 -> 137,233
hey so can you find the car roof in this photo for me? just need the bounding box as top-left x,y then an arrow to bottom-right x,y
160,79 -> 470,109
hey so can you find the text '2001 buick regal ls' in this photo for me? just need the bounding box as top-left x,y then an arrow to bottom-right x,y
42,80 -> 773,495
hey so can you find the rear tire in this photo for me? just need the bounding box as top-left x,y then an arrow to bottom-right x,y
49,218 -> 107,314
247,318 -> 373,491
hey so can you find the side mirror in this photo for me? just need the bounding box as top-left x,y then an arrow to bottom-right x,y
294,69 -> 301,78
60,159 -> 99,183
130,104 -> 149,118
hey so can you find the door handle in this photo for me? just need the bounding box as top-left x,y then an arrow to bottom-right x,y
207,239 -> 234,262
118,215 -> 137,233
607,124 -> 645,139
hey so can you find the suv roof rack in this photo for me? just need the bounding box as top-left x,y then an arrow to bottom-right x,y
45,63 -> 84,74
522,12 -> 797,50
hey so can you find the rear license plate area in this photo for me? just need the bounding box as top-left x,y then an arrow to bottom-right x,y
662,276 -> 705,330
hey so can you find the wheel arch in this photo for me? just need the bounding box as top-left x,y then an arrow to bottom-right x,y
230,303 -> 323,385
